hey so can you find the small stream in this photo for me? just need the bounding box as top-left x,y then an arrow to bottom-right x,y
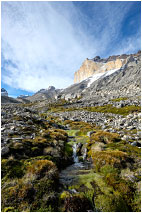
73,143 -> 79,163
59,142 -> 92,190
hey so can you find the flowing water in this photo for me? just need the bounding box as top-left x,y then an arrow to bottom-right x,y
59,142 -> 92,190
72,143 -> 79,163
83,147 -> 87,161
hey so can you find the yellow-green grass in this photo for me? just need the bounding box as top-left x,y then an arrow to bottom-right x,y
111,97 -> 128,102
85,104 -> 141,116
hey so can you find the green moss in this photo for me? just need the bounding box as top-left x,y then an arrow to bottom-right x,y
111,97 -> 128,102
106,141 -> 141,157
1,158 -> 59,212
31,179 -> 58,212
1,180 -> 35,212
130,129 -> 138,134
3,207 -> 16,212
2,158 -> 25,179
78,172 -> 113,194
13,116 -> 23,121
76,136 -> 90,144
95,192 -> 129,212
86,104 -> 141,115
66,130 -> 80,136
83,189 -> 95,208
131,191 -> 141,212
64,143 -> 73,157
100,165 -> 119,176
60,191 -> 71,200
36,205 -> 55,212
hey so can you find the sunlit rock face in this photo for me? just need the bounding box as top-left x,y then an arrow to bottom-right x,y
74,55 -> 128,83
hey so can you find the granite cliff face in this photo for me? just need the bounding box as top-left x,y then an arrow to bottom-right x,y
74,55 -> 128,83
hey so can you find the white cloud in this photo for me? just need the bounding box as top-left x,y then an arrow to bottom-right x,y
1,1 -> 141,92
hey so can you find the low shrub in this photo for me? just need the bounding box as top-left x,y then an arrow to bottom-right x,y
25,159 -> 58,180
95,192 -> 129,212
92,150 -> 130,171
90,130 -> 120,144
64,194 -> 93,212
2,158 -> 25,179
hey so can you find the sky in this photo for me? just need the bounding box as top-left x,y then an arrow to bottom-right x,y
1,1 -> 141,97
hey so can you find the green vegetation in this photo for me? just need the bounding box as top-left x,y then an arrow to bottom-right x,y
1,114 -> 75,212
59,193 -> 93,212
86,104 -> 141,115
64,143 -> 73,157
2,102 -> 141,212
2,159 -> 59,212
66,129 -> 80,136
91,150 -> 129,171
84,128 -> 141,212
90,130 -> 120,144
111,97 -> 128,102
39,99 -> 140,116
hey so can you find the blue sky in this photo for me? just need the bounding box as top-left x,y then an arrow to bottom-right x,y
1,1 -> 141,97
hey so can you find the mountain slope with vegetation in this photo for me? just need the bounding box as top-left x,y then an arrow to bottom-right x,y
1,51 -> 141,212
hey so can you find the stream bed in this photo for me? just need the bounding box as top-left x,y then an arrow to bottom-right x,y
59,161 -> 93,190
59,140 -> 93,191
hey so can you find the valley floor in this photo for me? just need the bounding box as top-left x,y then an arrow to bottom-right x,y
1,98 -> 141,212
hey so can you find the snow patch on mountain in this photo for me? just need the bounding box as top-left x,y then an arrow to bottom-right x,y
87,68 -> 120,87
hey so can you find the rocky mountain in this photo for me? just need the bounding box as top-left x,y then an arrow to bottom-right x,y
26,86 -> 61,102
1,96 -> 22,104
2,51 -> 141,104
74,54 -> 129,83
56,51 -> 141,102
1,88 -> 8,96
1,86 -> 60,104
17,95 -> 30,99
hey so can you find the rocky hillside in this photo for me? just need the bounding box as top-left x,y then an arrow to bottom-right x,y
26,86 -> 61,102
56,50 -> 141,102
1,96 -> 22,104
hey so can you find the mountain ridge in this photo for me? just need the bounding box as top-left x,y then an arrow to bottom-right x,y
74,51 -> 140,83
1,50 -> 141,104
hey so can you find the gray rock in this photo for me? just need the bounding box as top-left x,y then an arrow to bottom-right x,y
131,142 -> 137,146
87,131 -> 96,137
1,146 -> 10,156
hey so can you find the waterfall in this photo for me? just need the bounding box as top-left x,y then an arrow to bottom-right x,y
83,147 -> 87,161
73,143 -> 79,163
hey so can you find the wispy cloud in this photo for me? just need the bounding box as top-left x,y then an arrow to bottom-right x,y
1,1 -> 141,93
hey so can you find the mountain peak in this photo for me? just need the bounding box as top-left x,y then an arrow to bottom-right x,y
48,86 -> 55,91
74,52 -> 139,84
1,88 -> 8,96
